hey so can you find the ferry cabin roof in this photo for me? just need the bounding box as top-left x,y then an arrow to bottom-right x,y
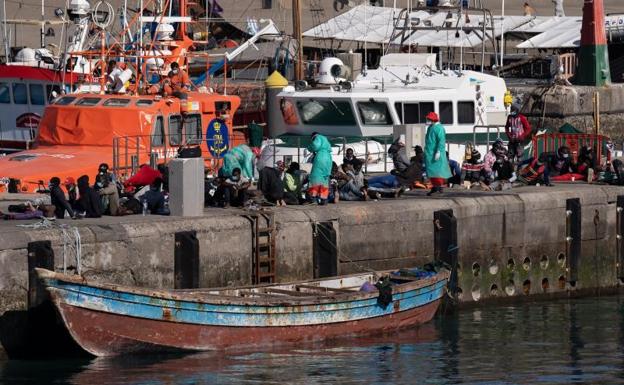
276,69 -> 507,138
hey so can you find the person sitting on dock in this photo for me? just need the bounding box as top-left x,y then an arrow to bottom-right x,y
77,175 -> 102,218
162,62 -> 191,97
140,177 -> 169,215
543,146 -> 574,185
283,162 -> 304,205
49,177 -> 76,219
482,139 -> 506,185
258,161 -> 286,206
515,155 -> 547,186
447,152 -> 462,186
96,173 -> 120,216
338,160 -> 368,201
220,168 -> 250,207
388,135 -> 410,175
63,177 -> 79,213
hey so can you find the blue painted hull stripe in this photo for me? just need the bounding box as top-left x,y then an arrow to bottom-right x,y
47,279 -> 447,327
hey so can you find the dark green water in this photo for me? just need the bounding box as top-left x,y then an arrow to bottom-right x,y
2,295 -> 624,385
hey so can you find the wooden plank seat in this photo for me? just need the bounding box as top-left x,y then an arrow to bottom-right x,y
295,284 -> 355,293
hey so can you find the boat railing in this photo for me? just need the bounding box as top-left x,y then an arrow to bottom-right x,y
471,125 -> 504,147
265,135 -> 394,175
112,133 -> 223,179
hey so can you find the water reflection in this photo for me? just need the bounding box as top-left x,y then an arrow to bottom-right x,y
2,297 -> 624,384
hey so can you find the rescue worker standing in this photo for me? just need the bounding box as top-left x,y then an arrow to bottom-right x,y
163,62 -> 190,96
424,112 -> 451,196
504,104 -> 532,163
307,132 -> 333,205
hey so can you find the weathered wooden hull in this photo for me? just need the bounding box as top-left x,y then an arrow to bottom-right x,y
53,298 -> 441,356
38,268 -> 448,357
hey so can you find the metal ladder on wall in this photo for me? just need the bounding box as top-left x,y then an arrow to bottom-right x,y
248,211 -> 276,284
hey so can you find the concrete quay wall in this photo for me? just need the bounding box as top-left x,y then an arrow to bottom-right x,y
1,185 -> 623,314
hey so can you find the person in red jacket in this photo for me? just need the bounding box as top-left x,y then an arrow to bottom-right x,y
505,104 -> 532,163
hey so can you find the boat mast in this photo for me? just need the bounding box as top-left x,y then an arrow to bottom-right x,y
40,0 -> 45,48
2,0 -> 8,61
500,0 -> 504,69
292,0 -> 303,80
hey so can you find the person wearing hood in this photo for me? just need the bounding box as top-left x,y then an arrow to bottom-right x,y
504,104 -> 532,162
388,135 -> 410,174
49,177 -> 75,219
221,167 -> 250,207
482,139 -> 507,184
283,162 -> 304,205
77,175 -> 102,218
424,112 -> 451,196
258,161 -> 286,206
307,133 -> 333,205
543,146 -> 574,185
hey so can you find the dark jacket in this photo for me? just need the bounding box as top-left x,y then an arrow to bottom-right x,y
142,188 -> 166,214
50,184 -> 74,219
77,176 -> 102,218
258,167 -> 284,202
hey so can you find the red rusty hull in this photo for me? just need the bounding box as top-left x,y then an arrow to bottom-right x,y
54,299 -> 441,356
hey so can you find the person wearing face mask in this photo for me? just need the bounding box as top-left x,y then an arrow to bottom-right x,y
543,146 -> 573,186
504,104 -> 532,163
49,177 -> 76,219
77,175 -> 102,218
424,112 -> 451,196
222,167 -> 251,207
162,62 -> 190,96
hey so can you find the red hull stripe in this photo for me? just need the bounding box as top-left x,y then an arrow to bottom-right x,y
56,299 -> 442,356
0,65 -> 81,83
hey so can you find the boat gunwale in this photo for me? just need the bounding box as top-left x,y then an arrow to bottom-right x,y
36,268 -> 449,307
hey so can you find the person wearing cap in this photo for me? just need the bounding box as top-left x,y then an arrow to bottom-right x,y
424,112 -> 451,196
307,132 -> 333,205
49,177 -> 75,219
505,104 -> 532,163
388,135 -> 410,174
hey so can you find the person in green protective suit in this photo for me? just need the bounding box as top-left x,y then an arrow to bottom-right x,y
221,144 -> 255,179
307,132 -> 333,205
424,111 -> 451,196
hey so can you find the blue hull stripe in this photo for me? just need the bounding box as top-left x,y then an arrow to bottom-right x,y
46,278 -> 447,327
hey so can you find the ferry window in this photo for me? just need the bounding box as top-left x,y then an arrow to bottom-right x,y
13,83 -> 27,104
395,103 -> 418,124
458,101 -> 475,124
136,99 -> 154,106
419,102 -> 435,123
184,114 -> 202,143
439,101 -> 453,125
54,96 -> 77,105
169,115 -> 183,146
296,100 -> 356,126
152,116 -> 165,147
357,101 -> 392,125
280,99 -> 299,125
45,85 -> 61,103
0,83 -> 9,103
103,98 -> 130,107
29,84 -> 45,105
394,102 -> 434,124
76,97 -> 101,106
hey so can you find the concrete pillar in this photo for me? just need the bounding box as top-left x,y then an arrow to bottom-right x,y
168,158 -> 204,217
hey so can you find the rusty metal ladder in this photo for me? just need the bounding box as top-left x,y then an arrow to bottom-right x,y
248,211 -> 276,284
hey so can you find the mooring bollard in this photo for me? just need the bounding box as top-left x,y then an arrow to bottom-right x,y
27,240 -> 54,309
174,231 -> 200,289
565,198 -> 582,285
434,209 -> 458,296
616,196 -> 624,281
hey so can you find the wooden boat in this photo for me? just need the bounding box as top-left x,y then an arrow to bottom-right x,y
35,267 -> 449,357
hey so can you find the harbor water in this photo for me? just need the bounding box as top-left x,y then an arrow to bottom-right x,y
2,295 -> 624,384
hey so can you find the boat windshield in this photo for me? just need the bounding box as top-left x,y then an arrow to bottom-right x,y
103,98 -> 131,107
296,100 -> 356,126
357,101 -> 393,125
76,97 -> 101,106
53,96 -> 77,105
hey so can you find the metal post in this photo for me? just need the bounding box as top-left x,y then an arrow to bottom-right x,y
364,140 -> 369,174
297,137 -> 301,164
124,137 -> 129,174
565,198 -> 582,286
384,136 -> 388,173
28,241 -> 54,309
131,155 -> 139,174
174,231 -> 200,289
